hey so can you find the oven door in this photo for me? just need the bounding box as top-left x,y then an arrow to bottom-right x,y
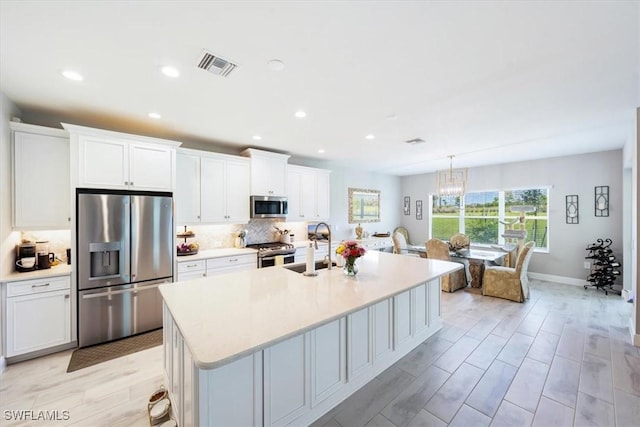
259,253 -> 295,268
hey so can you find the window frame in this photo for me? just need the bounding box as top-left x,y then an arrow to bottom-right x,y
429,186 -> 550,253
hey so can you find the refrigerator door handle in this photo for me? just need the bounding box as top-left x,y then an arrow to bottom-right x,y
123,196 -> 132,282
81,283 -> 162,299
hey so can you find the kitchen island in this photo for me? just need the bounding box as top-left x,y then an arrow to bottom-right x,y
159,251 -> 462,427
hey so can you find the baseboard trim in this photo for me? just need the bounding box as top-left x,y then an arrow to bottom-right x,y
0,356 -> 6,374
630,317 -> 640,347
529,272 -> 586,287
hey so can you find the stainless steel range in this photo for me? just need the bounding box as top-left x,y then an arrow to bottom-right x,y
246,242 -> 296,268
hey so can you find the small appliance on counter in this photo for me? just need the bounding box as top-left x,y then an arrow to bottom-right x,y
35,240 -> 55,269
15,242 -> 37,272
177,226 -> 199,256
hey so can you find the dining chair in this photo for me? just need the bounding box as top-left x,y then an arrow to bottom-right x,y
392,231 -> 420,256
482,241 -> 535,302
425,238 -> 468,292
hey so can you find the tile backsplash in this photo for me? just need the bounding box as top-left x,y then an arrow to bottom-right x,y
178,219 -> 312,249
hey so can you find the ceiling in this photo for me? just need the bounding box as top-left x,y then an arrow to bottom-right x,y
1,1 -> 638,176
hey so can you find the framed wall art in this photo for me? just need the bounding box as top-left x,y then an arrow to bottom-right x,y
594,186 -> 609,217
403,196 -> 410,215
565,195 -> 578,224
349,188 -> 381,223
416,200 -> 423,220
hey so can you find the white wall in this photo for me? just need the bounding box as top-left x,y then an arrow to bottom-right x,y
401,150 -> 624,281
0,93 -> 21,362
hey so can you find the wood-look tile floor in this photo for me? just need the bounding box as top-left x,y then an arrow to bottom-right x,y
311,281 -> 640,427
0,280 -> 638,426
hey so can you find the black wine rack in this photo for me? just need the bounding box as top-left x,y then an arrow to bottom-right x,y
584,238 -> 621,295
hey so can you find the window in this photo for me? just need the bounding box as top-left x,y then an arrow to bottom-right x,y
430,187 -> 549,251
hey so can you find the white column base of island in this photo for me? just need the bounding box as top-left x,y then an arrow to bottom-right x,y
160,251 -> 462,427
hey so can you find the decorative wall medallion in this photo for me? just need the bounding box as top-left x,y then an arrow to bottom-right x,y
594,186 -> 609,217
565,195 -> 578,224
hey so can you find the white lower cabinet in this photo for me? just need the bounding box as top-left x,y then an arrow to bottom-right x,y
372,298 -> 393,362
347,308 -> 373,380
165,279 -> 443,427
264,334 -> 310,426
176,253 -> 256,282
310,319 -> 346,406
206,254 -> 256,277
176,259 -> 206,281
4,275 -> 71,358
394,290 -> 413,350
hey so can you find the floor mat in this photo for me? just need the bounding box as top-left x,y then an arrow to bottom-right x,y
66,329 -> 163,373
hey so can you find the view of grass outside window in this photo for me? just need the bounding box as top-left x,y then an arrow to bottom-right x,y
431,188 -> 549,250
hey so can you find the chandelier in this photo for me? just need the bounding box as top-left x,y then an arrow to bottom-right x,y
436,155 -> 467,196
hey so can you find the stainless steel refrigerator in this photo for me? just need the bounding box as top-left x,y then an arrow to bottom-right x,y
77,190 -> 173,347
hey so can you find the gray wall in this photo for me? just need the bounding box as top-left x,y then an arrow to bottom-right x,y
401,150 -> 624,281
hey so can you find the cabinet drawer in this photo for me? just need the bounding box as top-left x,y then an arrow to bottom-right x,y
7,275 -> 70,297
177,260 -> 206,273
206,254 -> 255,270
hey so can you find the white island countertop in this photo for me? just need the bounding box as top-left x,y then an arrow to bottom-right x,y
159,251 -> 462,369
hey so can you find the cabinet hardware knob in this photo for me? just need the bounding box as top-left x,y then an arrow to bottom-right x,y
124,181 -> 129,185
65,294 -> 70,299
130,182 -> 134,186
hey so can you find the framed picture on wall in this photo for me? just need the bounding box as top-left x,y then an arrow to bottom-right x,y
403,196 -> 410,215
416,200 -> 423,220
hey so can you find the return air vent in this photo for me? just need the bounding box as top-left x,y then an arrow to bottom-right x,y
197,50 -> 237,77
405,138 -> 426,145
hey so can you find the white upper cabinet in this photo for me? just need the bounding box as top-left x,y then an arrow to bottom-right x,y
11,123 -> 70,229
63,123 -> 180,192
241,148 -> 290,197
176,149 -> 250,225
175,152 -> 201,223
287,165 -> 331,222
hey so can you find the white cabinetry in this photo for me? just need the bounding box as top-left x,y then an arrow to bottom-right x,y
4,275 -> 71,358
163,276 -> 444,427
287,165 -> 331,221
11,123 -> 70,229
176,253 -> 256,282
206,253 -> 256,276
64,123 -> 180,191
241,148 -> 290,197
310,319 -> 346,406
347,308 -> 373,380
176,260 -> 206,281
264,334 -> 310,426
176,149 -> 250,224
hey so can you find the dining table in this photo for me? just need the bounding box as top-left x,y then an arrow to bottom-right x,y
406,246 -> 507,288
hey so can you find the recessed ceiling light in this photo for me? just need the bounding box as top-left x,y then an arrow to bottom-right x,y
62,70 -> 83,81
161,66 -> 180,78
318,149 -> 325,154
365,134 -> 375,140
148,112 -> 162,119
295,110 -> 307,118
252,135 -> 262,140
267,59 -> 285,71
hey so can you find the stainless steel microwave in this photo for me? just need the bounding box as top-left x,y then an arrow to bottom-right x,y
250,195 -> 288,219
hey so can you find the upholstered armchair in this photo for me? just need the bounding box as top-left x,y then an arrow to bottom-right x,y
392,231 -> 420,256
426,238 -> 468,292
482,241 -> 535,302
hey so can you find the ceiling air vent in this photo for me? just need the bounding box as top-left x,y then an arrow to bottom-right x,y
197,50 -> 237,77
405,138 -> 426,145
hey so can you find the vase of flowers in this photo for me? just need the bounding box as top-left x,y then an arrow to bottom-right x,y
336,240 -> 366,276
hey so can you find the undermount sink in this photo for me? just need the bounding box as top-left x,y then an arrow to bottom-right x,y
284,260 -> 337,274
